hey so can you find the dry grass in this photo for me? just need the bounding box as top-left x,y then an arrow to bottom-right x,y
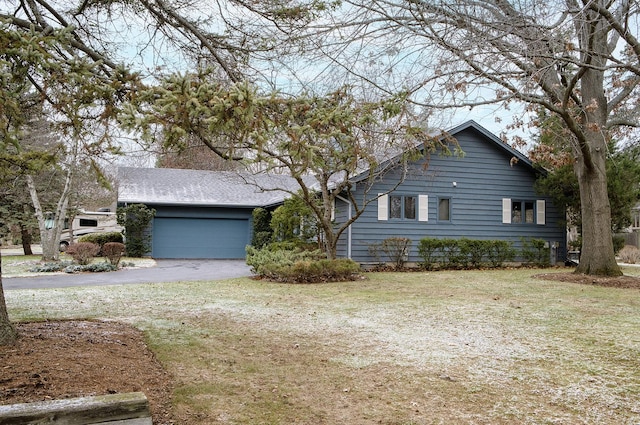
5,267 -> 640,424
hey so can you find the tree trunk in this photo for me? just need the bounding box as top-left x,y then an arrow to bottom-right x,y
20,225 -> 33,256
0,251 -> 18,345
574,136 -> 622,276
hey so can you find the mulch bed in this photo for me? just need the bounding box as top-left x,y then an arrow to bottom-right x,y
0,320 -> 175,425
534,272 -> 640,289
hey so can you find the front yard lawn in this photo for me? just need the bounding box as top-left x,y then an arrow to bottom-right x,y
3,267 -> 640,424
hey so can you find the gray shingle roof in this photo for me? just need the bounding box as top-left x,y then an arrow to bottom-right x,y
118,167 -> 304,208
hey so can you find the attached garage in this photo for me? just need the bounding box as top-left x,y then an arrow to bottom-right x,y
118,167 -> 303,259
152,217 -> 249,259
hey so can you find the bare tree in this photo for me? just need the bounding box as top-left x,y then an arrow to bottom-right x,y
278,0 -> 640,276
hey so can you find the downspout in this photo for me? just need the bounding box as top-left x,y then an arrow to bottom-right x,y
336,195 -> 352,259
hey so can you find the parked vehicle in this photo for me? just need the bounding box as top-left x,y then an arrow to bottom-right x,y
59,209 -> 123,251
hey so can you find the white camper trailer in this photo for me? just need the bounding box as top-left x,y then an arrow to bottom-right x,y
59,209 -> 123,251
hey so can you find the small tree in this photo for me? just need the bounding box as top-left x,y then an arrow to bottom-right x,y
117,204 -> 156,257
270,196 -> 319,247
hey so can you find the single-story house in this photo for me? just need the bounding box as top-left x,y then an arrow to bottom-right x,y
118,120 -> 566,261
334,120 -> 566,263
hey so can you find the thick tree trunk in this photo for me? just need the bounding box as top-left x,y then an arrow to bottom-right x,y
574,136 -> 622,276
0,251 -> 18,345
21,225 -> 33,256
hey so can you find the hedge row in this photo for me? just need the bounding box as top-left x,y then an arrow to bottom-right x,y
417,237 -> 517,270
417,237 -> 553,269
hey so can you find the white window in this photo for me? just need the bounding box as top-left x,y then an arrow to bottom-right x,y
502,198 -> 545,225
389,195 -> 417,220
379,194 -> 429,221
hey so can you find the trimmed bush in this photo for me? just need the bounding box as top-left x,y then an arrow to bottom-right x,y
65,242 -> 100,265
418,237 -> 515,270
486,240 -> 515,268
417,238 -> 445,270
103,242 -> 126,266
520,237 -> 549,267
440,238 -> 465,268
78,232 -> 124,252
459,238 -> 488,268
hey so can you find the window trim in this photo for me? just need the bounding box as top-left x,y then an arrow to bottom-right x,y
502,198 -> 546,225
437,197 -> 451,222
379,193 -> 429,221
389,194 -> 417,220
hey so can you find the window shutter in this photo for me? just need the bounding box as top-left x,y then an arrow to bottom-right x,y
536,200 -> 546,225
418,195 -> 429,222
502,198 -> 511,224
378,194 -> 388,221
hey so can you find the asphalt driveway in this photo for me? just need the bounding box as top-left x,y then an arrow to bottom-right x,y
3,260 -> 252,290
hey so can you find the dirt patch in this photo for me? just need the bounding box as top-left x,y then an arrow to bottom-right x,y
535,272 -> 640,289
0,320 -> 174,425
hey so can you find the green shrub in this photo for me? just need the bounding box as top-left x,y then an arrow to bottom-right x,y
65,242 -> 101,265
117,204 -> 156,257
417,238 -> 445,270
64,263 -> 118,273
613,235 -> 626,254
251,208 -> 273,248
266,240 -> 318,252
440,238 -> 465,268
520,237 -> 550,267
29,261 -> 74,273
418,237 -> 515,269
246,245 -> 325,274
381,237 -> 411,269
78,232 -> 124,252
246,245 -> 359,283
486,240 -> 515,267
459,239 -> 489,268
102,242 -> 126,266
260,258 -> 360,283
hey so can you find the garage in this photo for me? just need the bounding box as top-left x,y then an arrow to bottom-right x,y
118,167 -> 303,259
152,217 -> 250,259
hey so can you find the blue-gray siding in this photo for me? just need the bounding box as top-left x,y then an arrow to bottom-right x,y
336,127 -> 566,263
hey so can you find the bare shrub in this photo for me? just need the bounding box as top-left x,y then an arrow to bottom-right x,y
381,237 -> 411,269
65,242 -> 100,265
618,245 -> 640,264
